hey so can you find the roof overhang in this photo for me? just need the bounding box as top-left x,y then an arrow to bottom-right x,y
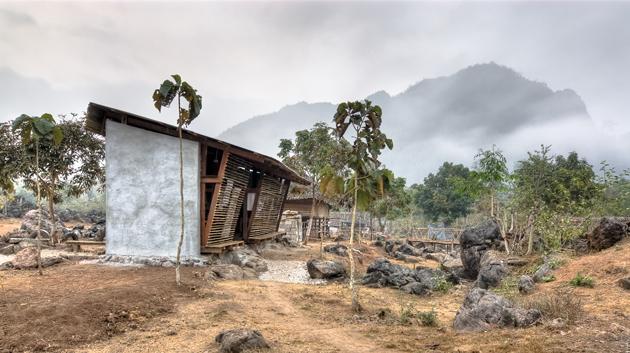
86,102 -> 310,185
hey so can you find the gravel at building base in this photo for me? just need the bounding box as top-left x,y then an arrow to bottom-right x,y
259,260 -> 327,285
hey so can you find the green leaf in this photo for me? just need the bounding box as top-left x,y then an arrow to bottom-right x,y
171,74 -> 182,85
51,126 -> 63,145
12,114 -> 31,131
159,80 -> 175,97
32,117 -> 54,137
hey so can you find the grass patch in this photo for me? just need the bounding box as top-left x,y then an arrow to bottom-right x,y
417,309 -> 439,327
522,290 -> 584,324
541,274 -> 556,283
569,273 -> 594,288
493,276 -> 519,298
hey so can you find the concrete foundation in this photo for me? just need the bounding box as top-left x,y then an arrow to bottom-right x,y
105,121 -> 200,257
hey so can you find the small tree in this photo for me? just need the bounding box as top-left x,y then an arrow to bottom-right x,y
7,114 -> 105,244
152,74 -> 202,286
325,100 -> 393,312
12,114 -> 63,275
473,145 -> 509,217
278,122 -> 350,248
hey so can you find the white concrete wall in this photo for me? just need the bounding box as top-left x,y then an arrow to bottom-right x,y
105,121 -> 200,257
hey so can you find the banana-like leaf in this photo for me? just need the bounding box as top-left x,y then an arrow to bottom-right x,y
32,117 -> 54,137
12,114 -> 31,131
171,74 -> 182,85
51,126 -> 63,145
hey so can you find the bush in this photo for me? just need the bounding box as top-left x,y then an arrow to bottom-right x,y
418,309 -> 439,327
433,276 -> 453,293
522,290 -> 584,324
569,273 -> 594,288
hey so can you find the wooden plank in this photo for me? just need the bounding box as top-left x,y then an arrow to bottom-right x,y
276,179 -> 290,230
203,151 -> 229,247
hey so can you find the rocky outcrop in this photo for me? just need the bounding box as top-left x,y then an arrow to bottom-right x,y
220,247 -> 268,273
362,258 -> 456,295
460,220 -> 503,279
306,259 -> 345,279
453,288 -> 541,331
587,218 -> 628,251
20,209 -> 65,239
207,264 -> 257,280
475,250 -> 508,289
323,244 -> 348,257
618,277 -> 630,290
11,247 -> 64,269
215,329 -> 270,353
518,275 -> 535,294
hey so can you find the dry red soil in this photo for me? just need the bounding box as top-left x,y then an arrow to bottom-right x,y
0,224 -> 628,353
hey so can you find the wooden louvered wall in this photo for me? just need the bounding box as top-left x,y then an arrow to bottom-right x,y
205,155 -> 253,246
249,175 -> 289,238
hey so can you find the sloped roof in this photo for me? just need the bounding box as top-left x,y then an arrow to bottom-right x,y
85,102 -> 309,184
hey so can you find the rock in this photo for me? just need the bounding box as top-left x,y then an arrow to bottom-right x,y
12,247 -> 64,269
441,254 -> 464,271
618,277 -> 630,290
506,258 -> 529,267
220,247 -> 268,273
395,252 -> 419,263
518,275 -> 535,294
453,288 -> 541,331
306,259 -> 345,279
587,218 -> 627,251
475,250 -> 508,289
362,258 -> 454,294
12,247 -> 38,268
401,282 -> 430,295
533,263 -> 553,283
323,244 -> 348,257
397,243 -> 424,257
215,329 -> 270,353
20,209 -> 64,239
207,264 -> 245,280
0,244 -> 14,255
459,220 -> 503,279
425,252 -> 447,263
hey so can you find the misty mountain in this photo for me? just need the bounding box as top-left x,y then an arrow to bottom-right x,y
219,62 -> 592,183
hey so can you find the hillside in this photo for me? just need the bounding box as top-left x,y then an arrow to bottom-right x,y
219,63 -> 591,182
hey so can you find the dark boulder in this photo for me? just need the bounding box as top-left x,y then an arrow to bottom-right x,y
215,329 -> 270,353
618,277 -> 630,290
475,250 -> 508,289
532,263 -> 553,283
323,244 -> 348,257
306,259 -> 345,279
459,220 -> 503,279
587,218 -> 627,251
453,288 -> 541,331
518,275 -> 535,294
362,258 -> 454,294
397,243 -> 424,257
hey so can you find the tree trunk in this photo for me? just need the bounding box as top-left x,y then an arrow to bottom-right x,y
490,191 -> 494,218
175,97 -> 185,286
47,187 -> 56,246
35,143 -> 43,276
303,181 -> 316,245
348,173 -> 361,312
369,213 -> 373,241
526,211 -> 535,255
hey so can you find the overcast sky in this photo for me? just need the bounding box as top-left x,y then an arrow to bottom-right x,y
1,1 -> 629,172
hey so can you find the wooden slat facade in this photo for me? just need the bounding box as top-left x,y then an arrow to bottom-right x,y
205,154 -> 253,246
248,175 -> 289,238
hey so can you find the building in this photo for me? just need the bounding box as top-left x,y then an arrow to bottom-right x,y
283,195 -> 332,240
85,103 -> 309,257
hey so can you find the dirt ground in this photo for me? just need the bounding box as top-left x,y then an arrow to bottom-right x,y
1,223 -> 629,353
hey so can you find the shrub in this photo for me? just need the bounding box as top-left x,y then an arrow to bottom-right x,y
418,309 -> 439,327
433,276 -> 453,293
523,290 -> 584,324
398,302 -> 417,325
569,273 -> 594,288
